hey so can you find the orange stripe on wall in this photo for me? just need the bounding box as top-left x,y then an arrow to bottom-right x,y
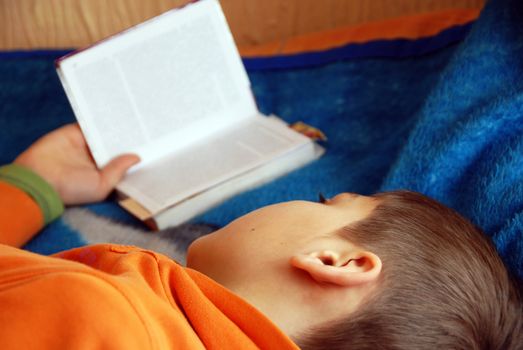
239,9 -> 480,57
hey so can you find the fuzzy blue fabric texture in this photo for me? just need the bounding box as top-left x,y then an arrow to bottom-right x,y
382,0 -> 523,278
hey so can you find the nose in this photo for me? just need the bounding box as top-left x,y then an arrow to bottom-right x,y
328,192 -> 359,204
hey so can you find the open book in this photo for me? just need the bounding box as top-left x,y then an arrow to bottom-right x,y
56,0 -> 324,230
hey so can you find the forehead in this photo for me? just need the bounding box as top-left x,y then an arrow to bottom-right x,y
243,195 -> 379,234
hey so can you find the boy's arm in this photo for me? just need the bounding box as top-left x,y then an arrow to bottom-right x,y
0,123 -> 139,248
0,165 -> 63,247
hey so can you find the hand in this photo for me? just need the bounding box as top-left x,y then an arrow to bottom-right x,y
14,123 -> 140,205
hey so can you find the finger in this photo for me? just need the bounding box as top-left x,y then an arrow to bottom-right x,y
64,123 -> 89,147
97,154 -> 141,195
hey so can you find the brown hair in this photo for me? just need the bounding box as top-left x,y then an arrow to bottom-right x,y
298,190 -> 523,350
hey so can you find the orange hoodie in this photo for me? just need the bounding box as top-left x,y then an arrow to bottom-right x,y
0,166 -> 298,349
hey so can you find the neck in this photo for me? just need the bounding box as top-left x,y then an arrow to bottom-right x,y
229,282 -> 311,339
225,273 -> 370,340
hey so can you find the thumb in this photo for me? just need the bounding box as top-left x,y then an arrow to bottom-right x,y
98,154 -> 140,194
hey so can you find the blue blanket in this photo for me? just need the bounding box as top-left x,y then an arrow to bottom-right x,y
382,0 -> 523,278
0,0 -> 521,279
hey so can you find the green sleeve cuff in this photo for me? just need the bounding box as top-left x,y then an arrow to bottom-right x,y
0,164 -> 64,225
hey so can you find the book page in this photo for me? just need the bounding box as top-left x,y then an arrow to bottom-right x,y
58,0 -> 257,168
117,117 -> 311,214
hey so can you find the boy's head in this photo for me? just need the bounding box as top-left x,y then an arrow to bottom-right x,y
187,190 -> 523,348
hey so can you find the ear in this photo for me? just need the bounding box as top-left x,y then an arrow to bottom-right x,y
290,250 -> 382,287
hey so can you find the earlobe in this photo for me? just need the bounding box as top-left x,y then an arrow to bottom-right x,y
290,250 -> 382,287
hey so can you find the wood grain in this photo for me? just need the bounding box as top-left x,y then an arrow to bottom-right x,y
0,0 -> 485,49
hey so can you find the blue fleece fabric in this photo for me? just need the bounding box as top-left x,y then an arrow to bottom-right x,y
382,0 -> 523,278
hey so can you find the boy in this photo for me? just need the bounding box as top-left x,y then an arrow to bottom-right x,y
0,124 -> 521,349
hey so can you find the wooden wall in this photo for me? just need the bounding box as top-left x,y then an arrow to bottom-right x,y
0,0 -> 485,50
